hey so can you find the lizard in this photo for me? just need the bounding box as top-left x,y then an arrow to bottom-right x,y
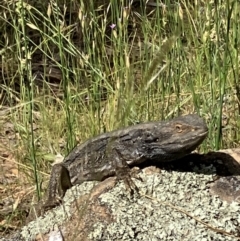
43,114 -> 208,210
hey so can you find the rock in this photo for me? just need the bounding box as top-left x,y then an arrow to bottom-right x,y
2,149 -> 240,241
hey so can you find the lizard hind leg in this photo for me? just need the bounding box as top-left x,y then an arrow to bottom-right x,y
59,163 -> 73,197
43,163 -> 72,210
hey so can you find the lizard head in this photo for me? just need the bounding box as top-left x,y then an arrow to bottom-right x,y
141,114 -> 208,162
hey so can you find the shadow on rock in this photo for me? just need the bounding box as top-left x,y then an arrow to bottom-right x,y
140,149 -> 240,204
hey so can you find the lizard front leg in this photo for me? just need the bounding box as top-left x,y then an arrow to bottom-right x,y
43,163 -> 72,210
112,146 -> 140,193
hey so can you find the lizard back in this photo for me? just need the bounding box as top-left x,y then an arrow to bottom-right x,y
62,114 -> 208,185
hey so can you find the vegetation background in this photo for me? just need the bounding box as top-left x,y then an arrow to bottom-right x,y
0,0 -> 239,234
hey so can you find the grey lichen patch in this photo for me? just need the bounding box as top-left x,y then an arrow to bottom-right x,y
89,166 -> 240,241
19,181 -> 98,241
2,161 -> 240,241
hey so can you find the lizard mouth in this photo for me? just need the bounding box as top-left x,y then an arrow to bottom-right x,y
144,128 -> 208,162
184,131 -> 208,150
169,129 -> 208,155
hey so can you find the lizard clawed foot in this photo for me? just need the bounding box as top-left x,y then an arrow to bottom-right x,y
116,166 -> 140,194
130,167 -> 143,182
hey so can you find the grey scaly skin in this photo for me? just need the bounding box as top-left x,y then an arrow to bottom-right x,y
43,114 -> 208,210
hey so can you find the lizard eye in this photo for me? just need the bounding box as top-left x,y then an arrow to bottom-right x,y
175,124 -> 182,133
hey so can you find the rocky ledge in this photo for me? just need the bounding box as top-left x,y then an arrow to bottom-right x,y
1,149 -> 240,241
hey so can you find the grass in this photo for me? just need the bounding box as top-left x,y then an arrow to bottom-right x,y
0,0 -> 240,233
